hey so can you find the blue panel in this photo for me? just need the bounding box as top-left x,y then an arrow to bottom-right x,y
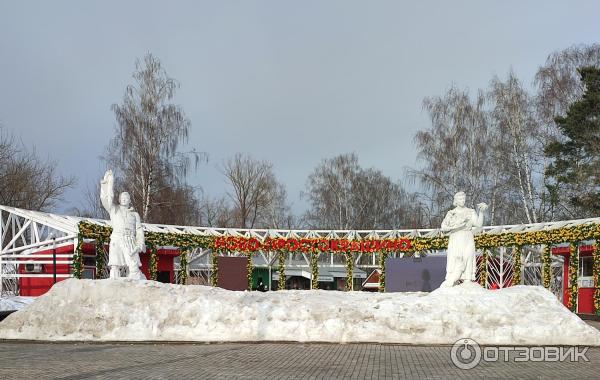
385,256 -> 446,292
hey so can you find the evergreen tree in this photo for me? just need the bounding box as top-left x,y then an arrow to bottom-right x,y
545,67 -> 600,216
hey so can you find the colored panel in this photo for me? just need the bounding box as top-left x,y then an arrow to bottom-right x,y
217,256 -> 248,291
385,257 -> 446,292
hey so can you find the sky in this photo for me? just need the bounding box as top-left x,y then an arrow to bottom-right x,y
1,1 -> 599,215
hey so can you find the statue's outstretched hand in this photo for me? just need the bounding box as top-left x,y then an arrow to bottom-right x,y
101,170 -> 113,184
476,203 -> 488,212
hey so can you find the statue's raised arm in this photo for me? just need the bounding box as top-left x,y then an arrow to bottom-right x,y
100,170 -> 116,214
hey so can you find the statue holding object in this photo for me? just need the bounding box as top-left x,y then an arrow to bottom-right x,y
439,191 -> 487,288
100,170 -> 146,280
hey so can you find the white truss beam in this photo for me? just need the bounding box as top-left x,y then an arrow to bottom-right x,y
0,204 -> 598,298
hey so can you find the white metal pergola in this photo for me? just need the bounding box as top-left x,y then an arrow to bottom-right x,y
1,204 -> 598,297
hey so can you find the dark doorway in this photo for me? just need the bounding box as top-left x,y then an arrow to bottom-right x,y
157,271 -> 171,283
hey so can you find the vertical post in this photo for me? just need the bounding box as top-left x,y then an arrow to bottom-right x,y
52,235 -> 57,284
268,254 -> 272,291
0,209 -> 3,254
351,253 -> 354,291
499,247 -> 504,288
0,253 -> 3,296
576,244 -> 580,314
0,210 -> 3,296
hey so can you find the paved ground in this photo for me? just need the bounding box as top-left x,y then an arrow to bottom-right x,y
0,322 -> 598,379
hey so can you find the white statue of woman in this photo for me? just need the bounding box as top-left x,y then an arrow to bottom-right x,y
439,191 -> 487,288
100,170 -> 146,280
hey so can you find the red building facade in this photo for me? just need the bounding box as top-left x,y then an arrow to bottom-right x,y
18,243 -> 178,296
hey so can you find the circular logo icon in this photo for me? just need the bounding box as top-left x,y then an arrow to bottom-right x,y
450,338 -> 482,369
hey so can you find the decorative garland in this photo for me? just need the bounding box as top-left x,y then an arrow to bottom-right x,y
210,251 -> 219,287
378,251 -> 388,292
75,221 -> 600,299
278,251 -> 286,290
512,246 -> 522,286
213,236 -> 412,254
593,246 -> 600,316
78,220 -> 600,253
178,249 -> 188,285
73,234 -> 84,279
148,245 -> 158,281
479,250 -> 488,287
246,252 -> 254,290
345,251 -> 354,291
542,245 -> 552,289
568,242 -> 579,312
95,238 -> 106,279
310,252 -> 319,289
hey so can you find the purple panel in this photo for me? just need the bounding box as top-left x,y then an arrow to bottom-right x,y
217,256 -> 248,291
385,256 -> 446,292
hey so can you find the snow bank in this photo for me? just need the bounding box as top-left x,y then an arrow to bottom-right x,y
0,296 -> 35,312
0,279 -> 598,345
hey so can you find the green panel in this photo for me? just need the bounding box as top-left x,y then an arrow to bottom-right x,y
252,268 -> 270,290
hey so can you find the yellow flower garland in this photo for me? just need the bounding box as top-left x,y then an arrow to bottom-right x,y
542,245 -> 552,289
568,242 -> 578,312
511,246 -> 522,286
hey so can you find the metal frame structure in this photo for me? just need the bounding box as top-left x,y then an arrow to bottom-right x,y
1,204 -> 598,297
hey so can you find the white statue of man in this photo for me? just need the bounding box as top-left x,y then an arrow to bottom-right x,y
439,191 -> 487,288
100,170 -> 146,280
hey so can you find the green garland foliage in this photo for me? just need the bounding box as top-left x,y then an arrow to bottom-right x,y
95,238 -> 106,279
345,251 -> 354,291
310,252 -> 319,289
210,251 -> 219,287
178,249 -> 188,285
278,251 -> 286,290
479,250 -> 488,287
246,252 -> 254,291
512,246 -> 522,286
73,234 -> 84,279
542,245 -> 552,289
378,251 -> 388,292
568,242 -> 579,312
148,245 -> 158,281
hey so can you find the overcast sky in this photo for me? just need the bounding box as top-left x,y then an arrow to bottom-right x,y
1,1 -> 599,215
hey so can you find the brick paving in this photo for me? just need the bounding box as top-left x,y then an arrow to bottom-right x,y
0,323 -> 598,379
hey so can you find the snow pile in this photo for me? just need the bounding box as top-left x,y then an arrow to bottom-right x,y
0,279 -> 598,345
0,296 -> 35,312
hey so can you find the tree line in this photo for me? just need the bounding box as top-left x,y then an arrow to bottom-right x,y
1,45 -> 599,229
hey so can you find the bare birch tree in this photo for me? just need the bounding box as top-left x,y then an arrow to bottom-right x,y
304,153 -> 358,229
488,71 -> 542,223
221,153 -> 291,229
107,52 -> 202,223
304,153 -> 422,229
411,87 -> 503,225
199,195 -> 233,228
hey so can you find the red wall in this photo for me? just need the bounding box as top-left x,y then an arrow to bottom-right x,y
18,244 -> 81,296
553,245 -> 595,314
19,244 -> 178,296
140,248 -> 177,283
